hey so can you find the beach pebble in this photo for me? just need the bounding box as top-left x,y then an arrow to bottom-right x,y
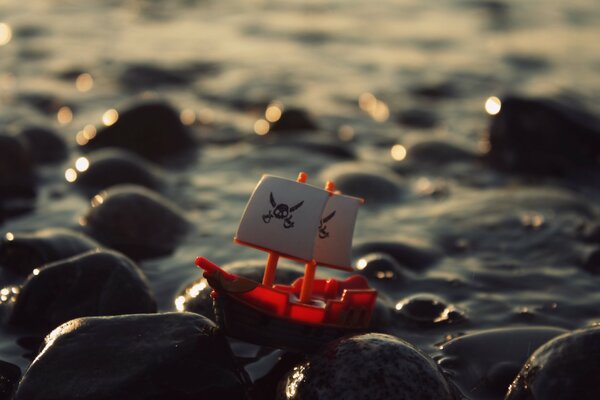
395,294 -> 465,327
405,139 -> 478,165
319,163 -> 405,204
356,252 -> 408,284
505,327 -> 600,400
0,134 -> 34,198
487,96 -> 600,175
80,101 -> 195,162
0,228 -> 100,276
14,313 -> 246,400
19,126 -> 67,164
82,185 -> 190,259
353,240 -> 441,270
0,360 -> 20,400
10,250 -> 156,331
277,333 -> 455,400
68,149 -> 165,195
397,108 -> 439,128
439,326 -> 567,400
270,108 -> 317,132
179,259 -> 305,321
409,81 -> 459,100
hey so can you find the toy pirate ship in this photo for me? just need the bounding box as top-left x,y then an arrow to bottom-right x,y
195,172 -> 377,351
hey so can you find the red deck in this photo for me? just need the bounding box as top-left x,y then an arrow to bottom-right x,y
196,257 -> 377,328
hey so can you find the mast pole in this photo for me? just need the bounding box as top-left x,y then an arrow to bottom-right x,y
299,180 -> 335,303
261,171 -> 308,287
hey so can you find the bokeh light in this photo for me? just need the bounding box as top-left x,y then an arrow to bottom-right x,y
0,23 -> 12,46
390,144 -> 407,161
102,109 -> 119,126
180,109 -> 196,125
485,96 -> 502,115
265,102 -> 283,122
75,157 -> 89,172
254,119 -> 270,135
57,106 -> 73,125
337,125 -> 355,141
5,232 -> 14,241
65,168 -> 77,183
75,73 -> 94,92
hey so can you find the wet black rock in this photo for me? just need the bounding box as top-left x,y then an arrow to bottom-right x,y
277,333 -> 455,400
14,313 -> 247,400
439,327 -> 567,400
583,247 -> 600,274
395,294 -> 465,327
19,126 -> 67,164
10,250 -> 156,331
505,327 -> 600,400
320,163 -> 405,204
356,252 -> 409,284
82,185 -> 190,259
70,148 -> 165,195
119,62 -> 220,91
0,134 -> 34,198
487,96 -> 600,175
270,108 -> 317,132
0,228 -> 100,276
353,240 -> 441,270
179,259 -> 305,321
80,101 -> 196,162
397,108 -> 439,128
410,81 -> 459,100
405,139 -> 478,166
0,360 -> 20,400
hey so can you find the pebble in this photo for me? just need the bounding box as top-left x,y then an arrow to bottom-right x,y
438,326 -> 566,400
0,228 -> 100,276
319,163 -> 405,204
353,240 -> 441,270
487,96 -> 600,175
14,313 -> 247,400
505,327 -> 600,400
80,101 -> 196,163
277,333 -> 455,400
270,108 -> 317,132
81,185 -> 190,259
18,126 -> 67,164
68,148 -> 165,195
0,360 -> 20,400
395,294 -> 465,327
404,139 -> 478,166
397,108 -> 439,129
355,252 -> 409,284
0,134 -> 34,198
9,249 -> 156,331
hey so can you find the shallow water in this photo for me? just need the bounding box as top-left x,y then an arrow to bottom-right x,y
1,0 -> 599,398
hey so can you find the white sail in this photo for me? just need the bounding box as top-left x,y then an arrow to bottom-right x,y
235,175 -> 330,261
313,193 -> 362,270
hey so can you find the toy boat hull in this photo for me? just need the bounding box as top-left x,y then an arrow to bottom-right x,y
196,257 -> 377,352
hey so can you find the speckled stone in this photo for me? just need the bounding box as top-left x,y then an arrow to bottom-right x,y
277,333 -> 455,400
14,313 -> 246,400
505,327 -> 600,400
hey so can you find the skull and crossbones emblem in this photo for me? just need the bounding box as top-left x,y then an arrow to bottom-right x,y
318,211 -> 336,239
263,192 -> 304,229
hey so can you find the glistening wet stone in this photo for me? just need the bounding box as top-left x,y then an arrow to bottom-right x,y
80,101 -> 196,163
438,326 -> 567,399
277,333 -> 455,400
10,250 -> 156,331
270,108 -> 317,132
487,96 -> 600,175
82,185 -> 190,259
0,360 -> 20,400
505,327 -> 600,400
319,163 -> 406,204
0,228 -> 100,276
14,313 -> 246,400
69,148 -> 165,195
395,294 -> 465,327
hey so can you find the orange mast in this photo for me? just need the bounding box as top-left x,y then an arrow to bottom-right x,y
299,180 -> 335,303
